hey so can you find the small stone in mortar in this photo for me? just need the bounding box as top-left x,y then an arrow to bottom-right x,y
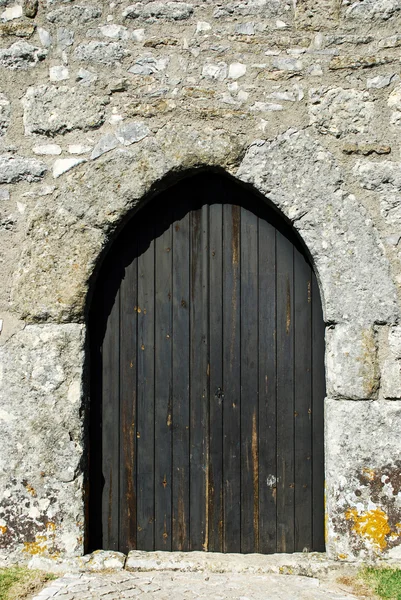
23,0 -> 38,19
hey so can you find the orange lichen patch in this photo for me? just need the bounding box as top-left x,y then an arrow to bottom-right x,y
0,526 -> 7,535
46,522 -> 56,532
338,553 -> 348,560
346,507 -> 390,550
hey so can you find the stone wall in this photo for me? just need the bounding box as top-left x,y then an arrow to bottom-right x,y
0,0 -> 401,564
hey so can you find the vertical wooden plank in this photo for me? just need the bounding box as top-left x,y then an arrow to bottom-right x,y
119,247 -> 138,553
189,200 -> 209,551
172,198 -> 190,551
102,287 -> 120,550
172,201 -> 190,551
208,199 -> 223,552
276,231 -> 295,553
154,209 -> 173,550
294,249 -> 313,551
222,203 -> 241,553
136,221 -> 155,550
312,272 -> 326,551
258,219 -> 277,554
240,206 -> 259,554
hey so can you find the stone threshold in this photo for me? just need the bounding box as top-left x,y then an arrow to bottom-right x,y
27,550 -> 365,579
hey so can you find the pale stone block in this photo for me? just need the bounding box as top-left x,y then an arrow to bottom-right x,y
91,133 -> 118,160
1,5 -> 23,21
115,121 -> 150,146
326,324 -> 379,399
0,92 -> 10,136
228,62 -> 246,79
196,21 -> 211,33
23,85 -> 106,135
38,27 -> 52,47
123,2 -> 194,20
0,41 -> 47,69
53,157 -> 86,178
33,143 -> 62,155
0,153 -> 46,183
0,324 -> 85,557
49,65 -> 69,81
202,62 -> 228,81
382,326 -> 401,398
68,144 -> 92,155
309,87 -> 374,137
325,398 -> 401,559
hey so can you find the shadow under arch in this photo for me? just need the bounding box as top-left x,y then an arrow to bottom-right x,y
86,168 -> 326,554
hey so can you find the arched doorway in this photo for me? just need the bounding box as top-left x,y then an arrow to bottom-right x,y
88,172 -> 325,555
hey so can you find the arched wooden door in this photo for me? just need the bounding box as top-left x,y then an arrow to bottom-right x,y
88,172 -> 325,555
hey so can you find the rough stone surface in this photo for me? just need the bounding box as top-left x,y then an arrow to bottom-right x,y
123,2 -> 194,21
0,92 -> 10,136
326,325 -> 379,399
0,0 -> 400,566
53,157 -> 85,178
90,133 -> 118,159
128,55 -> 169,75
381,326 -> 401,398
74,41 -> 129,65
0,22 -> 35,38
23,0 -> 38,19
326,399 -> 401,560
115,121 -> 150,145
46,6 -> 102,25
0,41 -> 46,69
0,153 -> 46,182
308,88 -> 375,137
30,570 -> 359,600
22,85 -> 107,135
79,549 -> 126,572
346,0 -> 401,21
0,324 -> 85,558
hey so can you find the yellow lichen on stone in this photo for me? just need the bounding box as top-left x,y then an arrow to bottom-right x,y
338,553 -> 348,560
361,468 -> 375,481
24,483 -> 36,497
0,526 -> 7,535
23,535 -> 48,555
346,507 -> 390,551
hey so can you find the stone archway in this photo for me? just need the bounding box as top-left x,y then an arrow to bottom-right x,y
3,126 -> 399,562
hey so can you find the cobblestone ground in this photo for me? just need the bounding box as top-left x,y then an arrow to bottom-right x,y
32,570 -> 359,600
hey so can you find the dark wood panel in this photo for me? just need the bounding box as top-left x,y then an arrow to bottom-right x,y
102,286 -> 120,550
312,272 -> 326,552
189,202 -> 209,550
136,224 -> 156,550
172,204 -> 191,551
276,231 -> 295,553
119,249 -> 138,554
240,207 -> 259,553
222,203 -> 241,553
294,248 -> 312,552
208,201 -> 224,552
154,211 -> 173,550
258,219 -> 277,554
93,172 -> 326,556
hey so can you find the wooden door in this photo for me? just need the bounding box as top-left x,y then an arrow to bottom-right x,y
88,172 -> 325,554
